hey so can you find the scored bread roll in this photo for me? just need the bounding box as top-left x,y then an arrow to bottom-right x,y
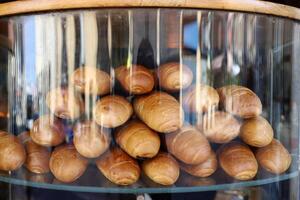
219,142 -> 258,180
73,121 -> 111,158
0,131 -> 26,171
134,92 -> 184,133
30,115 -> 65,147
217,85 -> 262,118
180,151 -> 217,177
240,116 -> 274,147
96,147 -> 140,185
255,139 -> 291,174
115,65 -> 154,94
115,120 -> 160,158
50,145 -> 88,183
156,62 -> 193,91
142,152 -> 179,185
165,126 -> 211,165
93,95 -> 133,128
197,111 -> 241,143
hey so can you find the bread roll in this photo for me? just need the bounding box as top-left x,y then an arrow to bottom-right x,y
134,92 -> 184,133
49,145 -> 88,183
0,131 -> 26,171
73,121 -> 111,158
115,65 -> 154,94
183,85 -> 219,113
96,147 -> 140,185
240,116 -> 273,147
217,85 -> 262,118
219,142 -> 258,180
156,62 -> 193,91
70,66 -> 111,95
180,151 -> 217,177
197,111 -> 241,143
166,126 -> 211,164
46,87 -> 84,119
115,120 -> 160,158
255,139 -> 291,174
30,115 -> 65,147
93,95 -> 133,128
142,152 -> 179,185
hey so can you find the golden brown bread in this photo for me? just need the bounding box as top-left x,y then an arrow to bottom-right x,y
218,142 -> 258,180
142,152 -> 179,185
46,87 -> 84,119
133,92 -> 184,133
183,84 -> 219,113
70,66 -> 111,95
30,115 -> 65,147
73,121 -> 111,158
197,111 -> 241,143
115,65 -> 154,94
255,139 -> 291,174
49,145 -> 88,183
165,126 -> 211,165
96,147 -> 140,185
93,95 -> 133,128
180,151 -> 217,177
217,85 -> 262,118
156,62 -> 193,91
240,116 -> 274,147
115,120 -> 160,158
0,131 -> 26,171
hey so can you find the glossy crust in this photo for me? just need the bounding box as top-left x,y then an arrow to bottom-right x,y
115,120 -> 160,158
142,152 -> 179,185
217,85 -> 262,118
93,95 -> 133,128
30,115 -> 65,147
219,142 -> 258,180
0,131 -> 26,171
240,116 -> 274,147
96,147 -> 140,185
165,126 -> 211,165
255,139 -> 291,174
73,121 -> 111,158
115,65 -> 154,94
49,145 -> 88,183
156,62 -> 193,91
197,111 -> 241,143
134,92 -> 184,133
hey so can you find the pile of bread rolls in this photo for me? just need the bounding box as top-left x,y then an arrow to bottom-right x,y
0,63 -> 292,187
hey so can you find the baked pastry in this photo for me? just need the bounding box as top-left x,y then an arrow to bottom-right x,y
115,120 -> 160,158
218,142 -> 258,180
96,147 -> 140,185
49,145 -> 88,183
217,85 -> 262,118
240,116 -> 273,147
93,95 -> 133,128
73,121 -> 111,158
142,152 -> 179,185
115,65 -> 154,94
133,92 -> 184,133
255,139 -> 291,174
165,126 -> 211,164
30,115 -> 65,147
197,111 -> 241,143
0,131 -> 26,171
156,62 -> 193,91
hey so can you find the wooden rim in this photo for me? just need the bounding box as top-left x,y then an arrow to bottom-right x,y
0,0 -> 299,20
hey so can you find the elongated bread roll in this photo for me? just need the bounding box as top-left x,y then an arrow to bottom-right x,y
134,92 -> 184,133
166,126 -> 211,164
115,120 -> 160,158
96,147 -> 140,185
